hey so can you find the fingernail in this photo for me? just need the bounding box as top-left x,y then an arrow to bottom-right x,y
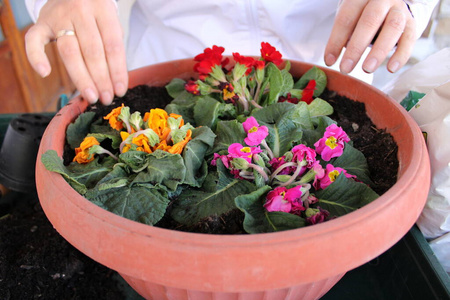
115,82 -> 127,97
36,63 -> 50,78
340,58 -> 354,74
363,58 -> 378,74
388,61 -> 400,73
84,88 -> 98,104
101,91 -> 113,105
325,54 -> 337,66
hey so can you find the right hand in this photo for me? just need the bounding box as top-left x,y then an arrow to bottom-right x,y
25,0 -> 128,105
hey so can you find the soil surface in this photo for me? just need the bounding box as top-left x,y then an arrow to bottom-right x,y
0,84 -> 398,298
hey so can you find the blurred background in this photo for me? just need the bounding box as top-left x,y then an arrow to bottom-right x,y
0,0 -> 448,114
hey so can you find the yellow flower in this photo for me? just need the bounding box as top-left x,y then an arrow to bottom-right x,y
104,104 -> 125,131
73,136 -> 100,164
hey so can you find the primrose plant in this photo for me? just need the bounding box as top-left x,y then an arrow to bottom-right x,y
42,42 -> 379,234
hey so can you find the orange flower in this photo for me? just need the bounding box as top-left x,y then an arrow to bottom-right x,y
104,104 -> 125,131
168,129 -> 192,154
144,109 -> 170,140
73,136 -> 100,164
132,134 -> 153,154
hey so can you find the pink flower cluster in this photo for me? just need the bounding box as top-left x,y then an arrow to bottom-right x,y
212,119 -> 356,226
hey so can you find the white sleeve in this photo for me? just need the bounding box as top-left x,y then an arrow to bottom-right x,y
404,0 -> 441,39
24,0 -> 118,23
24,0 -> 48,23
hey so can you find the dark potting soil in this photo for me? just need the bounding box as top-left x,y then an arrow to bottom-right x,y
83,84 -> 398,234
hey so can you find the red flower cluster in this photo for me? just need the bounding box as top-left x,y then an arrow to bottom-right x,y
194,45 -> 229,79
260,42 -> 283,66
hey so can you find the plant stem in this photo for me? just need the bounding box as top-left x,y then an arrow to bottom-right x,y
248,163 -> 269,182
269,162 -> 297,182
280,162 -> 304,187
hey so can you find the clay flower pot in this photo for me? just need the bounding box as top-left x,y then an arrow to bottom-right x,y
36,59 -> 430,300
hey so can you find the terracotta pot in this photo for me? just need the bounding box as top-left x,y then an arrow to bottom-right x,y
36,59 -> 430,300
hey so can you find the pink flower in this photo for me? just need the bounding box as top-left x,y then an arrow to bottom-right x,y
211,153 -> 230,168
227,143 -> 262,163
316,164 -> 356,190
306,207 -> 330,225
311,160 -> 325,188
269,156 -> 292,175
314,124 -> 350,161
264,186 -> 305,213
290,144 -> 317,176
242,117 -> 269,146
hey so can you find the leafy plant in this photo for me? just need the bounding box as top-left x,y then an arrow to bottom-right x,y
42,42 -> 379,233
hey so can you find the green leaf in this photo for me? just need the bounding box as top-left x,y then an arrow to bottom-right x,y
66,111 -> 97,149
87,184 -> 170,225
300,116 -> 334,147
182,126 -> 216,187
170,161 -> 256,226
251,102 -> 311,156
265,63 -> 284,105
307,98 -> 334,118
315,174 -> 378,217
166,78 -> 187,99
164,92 -> 197,125
119,150 -> 151,173
88,131 -> 122,149
211,120 -> 247,154
235,186 -> 305,233
41,150 -> 113,194
331,144 -> 374,186
132,150 -> 186,191
294,66 -> 327,97
193,96 -> 232,130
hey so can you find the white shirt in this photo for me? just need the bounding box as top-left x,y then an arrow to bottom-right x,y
26,0 -> 440,81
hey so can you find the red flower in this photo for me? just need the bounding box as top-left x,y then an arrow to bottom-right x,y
278,93 -> 299,104
185,80 -> 200,95
254,60 -> 265,70
194,46 -> 228,77
232,53 -> 256,75
301,80 -> 316,104
260,42 -> 283,66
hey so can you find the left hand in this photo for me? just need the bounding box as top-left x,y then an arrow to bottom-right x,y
324,0 -> 416,74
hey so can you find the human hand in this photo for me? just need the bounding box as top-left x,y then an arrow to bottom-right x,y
325,0 -> 416,74
25,0 -> 128,105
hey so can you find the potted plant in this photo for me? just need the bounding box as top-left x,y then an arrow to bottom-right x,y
35,44 -> 430,300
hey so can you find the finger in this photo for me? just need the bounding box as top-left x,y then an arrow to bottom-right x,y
340,1 -> 391,74
56,33 -> 99,104
362,7 -> 407,73
387,19 -> 416,73
324,0 -> 367,67
97,12 -> 128,98
74,17 -> 115,105
24,24 -> 53,78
